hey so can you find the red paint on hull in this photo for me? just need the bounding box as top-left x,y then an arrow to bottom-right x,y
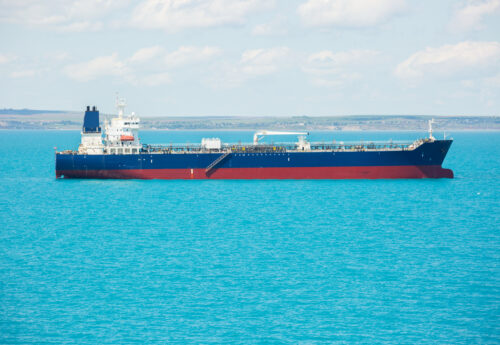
57,165 -> 453,180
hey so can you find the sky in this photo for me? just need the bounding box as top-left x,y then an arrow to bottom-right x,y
0,0 -> 499,116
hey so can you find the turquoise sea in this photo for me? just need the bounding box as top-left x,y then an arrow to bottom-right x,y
0,130 -> 499,344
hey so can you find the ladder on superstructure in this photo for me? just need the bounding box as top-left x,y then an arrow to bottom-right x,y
205,152 -> 231,175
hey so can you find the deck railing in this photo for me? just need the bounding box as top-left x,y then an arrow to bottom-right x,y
57,139 -> 432,155
142,139 -> 427,154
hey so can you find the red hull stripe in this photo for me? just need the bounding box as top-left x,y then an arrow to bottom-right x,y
57,165 -> 453,179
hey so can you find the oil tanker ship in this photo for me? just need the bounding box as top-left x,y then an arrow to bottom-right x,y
55,100 -> 453,179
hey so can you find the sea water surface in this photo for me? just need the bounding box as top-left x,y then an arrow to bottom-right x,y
0,130 -> 499,344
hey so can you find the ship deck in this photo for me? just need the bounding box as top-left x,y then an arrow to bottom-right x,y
57,139 -> 433,155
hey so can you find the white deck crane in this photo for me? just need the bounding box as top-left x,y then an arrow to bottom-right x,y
253,131 -> 309,145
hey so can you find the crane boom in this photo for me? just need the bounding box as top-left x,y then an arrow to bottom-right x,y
253,130 -> 309,145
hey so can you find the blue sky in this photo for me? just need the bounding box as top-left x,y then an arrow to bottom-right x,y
0,0 -> 499,116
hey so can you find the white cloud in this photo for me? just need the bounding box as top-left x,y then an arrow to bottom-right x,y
64,53 -> 126,82
164,46 -> 222,67
0,0 -> 127,31
10,69 -> 37,78
1,53 -> 69,79
252,16 -> 287,35
62,45 -> 285,88
131,0 -> 273,31
395,41 -> 500,81
484,73 -> 500,87
304,49 -> 380,87
63,45 -> 220,84
298,0 -> 406,28
240,47 -> 291,75
141,72 -> 171,86
1,0 -> 273,32
306,50 -> 380,72
0,54 -> 16,64
46,52 -> 70,62
60,21 -> 104,32
209,46 -> 291,88
449,0 -> 500,32
127,72 -> 171,86
129,46 -> 164,63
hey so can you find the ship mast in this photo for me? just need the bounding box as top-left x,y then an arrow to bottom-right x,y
116,96 -> 126,119
428,119 -> 435,140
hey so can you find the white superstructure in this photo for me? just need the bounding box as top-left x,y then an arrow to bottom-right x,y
103,98 -> 142,154
79,131 -> 104,154
77,98 -> 142,155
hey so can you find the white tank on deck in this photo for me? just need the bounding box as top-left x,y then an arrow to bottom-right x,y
201,138 -> 222,150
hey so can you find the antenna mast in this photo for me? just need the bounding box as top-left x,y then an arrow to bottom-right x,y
428,119 -> 435,140
116,95 -> 126,119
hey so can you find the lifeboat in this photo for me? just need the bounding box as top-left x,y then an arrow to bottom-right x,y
120,135 -> 134,141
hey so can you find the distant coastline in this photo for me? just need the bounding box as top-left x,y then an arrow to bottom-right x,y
1,108 -> 498,131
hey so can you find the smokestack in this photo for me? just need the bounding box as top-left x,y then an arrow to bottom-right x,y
82,105 -> 101,133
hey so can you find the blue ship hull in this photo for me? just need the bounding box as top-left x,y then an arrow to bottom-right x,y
56,140 -> 453,179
